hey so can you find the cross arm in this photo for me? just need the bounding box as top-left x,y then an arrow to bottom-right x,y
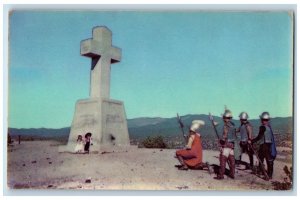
80,39 -> 121,63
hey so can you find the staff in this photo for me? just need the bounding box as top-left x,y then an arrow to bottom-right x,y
248,143 -> 270,181
208,112 -> 219,139
177,113 -> 187,143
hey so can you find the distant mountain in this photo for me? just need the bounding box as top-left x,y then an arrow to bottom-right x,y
8,127 -> 70,141
8,115 -> 293,142
127,117 -> 168,128
128,114 -> 293,139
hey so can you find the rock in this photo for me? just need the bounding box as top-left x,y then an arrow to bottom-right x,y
31,161 -> 37,164
22,164 -> 26,167
85,179 -> 91,183
49,162 -> 52,164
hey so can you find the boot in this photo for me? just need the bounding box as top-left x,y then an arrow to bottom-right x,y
215,154 -> 226,180
249,154 -> 254,169
214,175 -> 224,180
267,161 -> 274,179
177,156 -> 185,166
228,155 -> 235,179
177,156 -> 188,170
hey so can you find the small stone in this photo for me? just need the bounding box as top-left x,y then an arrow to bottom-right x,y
22,164 -> 26,167
31,161 -> 37,164
85,179 -> 91,183
49,162 -> 52,164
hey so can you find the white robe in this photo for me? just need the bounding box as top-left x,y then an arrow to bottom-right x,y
74,141 -> 85,153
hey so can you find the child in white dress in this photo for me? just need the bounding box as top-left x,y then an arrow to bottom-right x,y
74,135 -> 84,153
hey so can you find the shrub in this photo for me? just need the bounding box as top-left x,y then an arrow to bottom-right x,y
140,135 -> 167,149
272,165 -> 293,190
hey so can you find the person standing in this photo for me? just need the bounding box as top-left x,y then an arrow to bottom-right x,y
251,112 -> 277,179
74,135 -> 85,153
84,132 -> 93,153
222,109 -> 241,165
237,112 -> 254,169
175,120 -> 205,170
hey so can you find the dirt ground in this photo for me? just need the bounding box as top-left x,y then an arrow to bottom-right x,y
6,141 -> 293,191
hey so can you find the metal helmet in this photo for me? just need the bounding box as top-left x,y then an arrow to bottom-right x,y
223,109 -> 233,118
260,112 -> 270,120
239,112 -> 249,120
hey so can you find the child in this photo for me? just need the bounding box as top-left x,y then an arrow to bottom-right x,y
84,132 -> 93,153
74,135 -> 84,153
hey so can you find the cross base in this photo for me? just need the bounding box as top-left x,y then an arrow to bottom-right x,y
59,98 -> 130,153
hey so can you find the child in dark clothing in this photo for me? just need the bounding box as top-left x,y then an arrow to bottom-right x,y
84,132 -> 92,153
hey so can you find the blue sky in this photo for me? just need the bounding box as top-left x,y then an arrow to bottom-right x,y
8,11 -> 293,128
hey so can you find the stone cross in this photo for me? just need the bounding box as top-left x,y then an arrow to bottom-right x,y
59,26 -> 129,153
80,26 -> 121,99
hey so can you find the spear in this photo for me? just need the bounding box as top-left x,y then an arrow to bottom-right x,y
248,143 -> 270,181
176,113 -> 187,143
208,112 -> 220,140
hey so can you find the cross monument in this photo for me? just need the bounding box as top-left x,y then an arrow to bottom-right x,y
59,26 -> 130,153
81,27 -> 121,99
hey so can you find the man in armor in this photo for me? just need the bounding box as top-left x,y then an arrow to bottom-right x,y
237,112 -> 254,169
214,109 -> 237,179
222,109 -> 241,165
250,112 -> 277,179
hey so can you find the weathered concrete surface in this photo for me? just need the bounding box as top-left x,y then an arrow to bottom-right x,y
101,98 -> 130,148
59,98 -> 129,153
80,26 -> 121,99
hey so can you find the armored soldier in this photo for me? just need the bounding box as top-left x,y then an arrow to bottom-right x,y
214,109 -> 237,180
237,112 -> 254,169
251,112 -> 277,179
222,109 -> 241,165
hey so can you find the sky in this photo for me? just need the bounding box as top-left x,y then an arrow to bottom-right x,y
7,10 -> 294,128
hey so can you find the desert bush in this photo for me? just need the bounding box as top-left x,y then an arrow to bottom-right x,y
272,165 -> 293,190
139,135 -> 167,148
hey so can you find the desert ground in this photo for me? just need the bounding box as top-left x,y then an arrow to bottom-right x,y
6,140 -> 293,191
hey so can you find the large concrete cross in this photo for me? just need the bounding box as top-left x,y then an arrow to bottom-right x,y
59,26 -> 129,153
80,26 -> 121,99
